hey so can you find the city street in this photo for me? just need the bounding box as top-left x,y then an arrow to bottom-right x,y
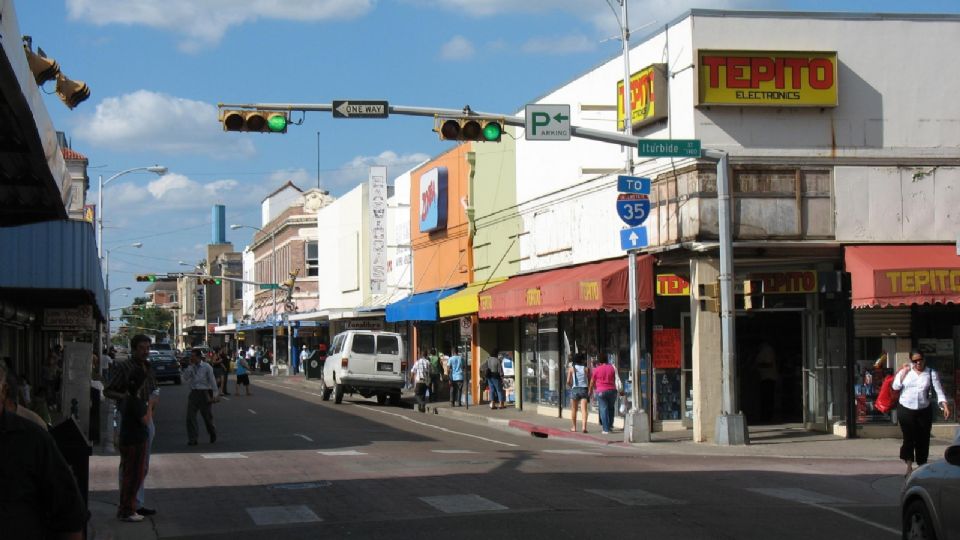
88,375 -> 910,540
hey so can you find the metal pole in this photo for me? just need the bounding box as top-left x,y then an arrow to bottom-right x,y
271,230 -> 278,376
620,0 -> 634,174
204,283 -> 209,346
713,150 -> 748,445
105,249 -> 110,346
97,175 -> 103,261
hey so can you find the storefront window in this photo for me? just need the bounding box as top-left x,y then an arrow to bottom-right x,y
521,318 -> 538,406
560,312 -> 598,410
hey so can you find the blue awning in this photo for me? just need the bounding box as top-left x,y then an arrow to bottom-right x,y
0,220 -> 106,320
385,286 -> 463,323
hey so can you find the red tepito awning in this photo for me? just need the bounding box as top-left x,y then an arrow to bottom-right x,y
845,245 -> 960,308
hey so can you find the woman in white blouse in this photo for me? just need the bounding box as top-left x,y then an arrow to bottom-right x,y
892,350 -> 952,476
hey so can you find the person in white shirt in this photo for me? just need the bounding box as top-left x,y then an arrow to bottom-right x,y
892,349 -> 952,475
410,355 -> 431,413
182,348 -> 219,446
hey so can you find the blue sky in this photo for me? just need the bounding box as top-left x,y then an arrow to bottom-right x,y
13,0 -> 960,308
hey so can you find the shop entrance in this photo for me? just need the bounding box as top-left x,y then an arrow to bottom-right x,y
736,310 -> 804,425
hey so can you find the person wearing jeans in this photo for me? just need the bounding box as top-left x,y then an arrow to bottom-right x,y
588,355 -> 618,434
448,349 -> 464,407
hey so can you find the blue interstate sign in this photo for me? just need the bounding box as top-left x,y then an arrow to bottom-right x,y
616,194 -> 650,227
619,226 -> 649,251
617,175 -> 651,195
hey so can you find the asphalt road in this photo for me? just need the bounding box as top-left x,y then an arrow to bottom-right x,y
88,375 -> 905,539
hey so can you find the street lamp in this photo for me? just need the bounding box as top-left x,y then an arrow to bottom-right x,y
98,165 -> 167,261
231,223 -> 279,376
104,242 -> 142,346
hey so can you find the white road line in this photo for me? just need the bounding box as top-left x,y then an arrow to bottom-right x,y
543,449 -> 602,455
294,433 -> 314,442
356,404 -> 518,447
432,449 -> 479,454
317,450 -> 367,456
248,409 -> 258,415
246,505 -> 321,526
749,488 -> 898,536
201,453 -> 248,459
420,494 -> 507,513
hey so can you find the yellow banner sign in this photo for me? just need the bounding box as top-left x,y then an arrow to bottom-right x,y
617,63 -> 668,131
698,50 -> 838,107
656,274 -> 690,296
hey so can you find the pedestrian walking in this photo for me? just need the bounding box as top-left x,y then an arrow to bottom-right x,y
448,348 -> 464,407
0,361 -> 86,539
117,366 -> 150,522
566,352 -> 591,433
411,354 -> 431,413
183,348 -> 219,445
298,344 -> 311,376
104,334 -> 158,517
210,350 -> 227,396
588,354 -> 618,434
236,351 -> 252,396
483,351 -> 506,410
893,349 -> 952,476
427,348 -> 441,402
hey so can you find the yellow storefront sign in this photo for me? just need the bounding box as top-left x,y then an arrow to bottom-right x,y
698,50 -> 838,107
616,63 -> 668,131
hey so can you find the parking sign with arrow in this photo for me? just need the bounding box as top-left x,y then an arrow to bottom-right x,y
524,104 -> 571,141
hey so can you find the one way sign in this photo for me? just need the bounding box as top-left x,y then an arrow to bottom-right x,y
619,226 -> 648,251
332,100 -> 389,119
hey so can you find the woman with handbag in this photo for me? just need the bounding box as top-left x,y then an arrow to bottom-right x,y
588,354 -> 620,434
892,349 -> 952,476
566,353 -> 591,433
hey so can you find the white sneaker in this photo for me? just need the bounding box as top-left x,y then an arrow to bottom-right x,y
119,513 -> 144,522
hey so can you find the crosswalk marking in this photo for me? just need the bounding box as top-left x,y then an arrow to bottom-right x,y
543,449 -> 602,455
246,505 -> 321,526
420,494 -> 507,514
248,409 -> 258,415
294,433 -> 314,442
201,453 -> 248,459
317,449 -> 368,456
747,488 -> 851,505
432,449 -> 478,454
586,488 -> 684,506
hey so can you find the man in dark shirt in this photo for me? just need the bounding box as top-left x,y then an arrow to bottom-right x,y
0,361 -> 86,539
117,367 -> 149,522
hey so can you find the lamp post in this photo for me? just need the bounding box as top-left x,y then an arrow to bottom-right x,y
104,243 -> 142,346
231,223 -> 278,376
97,166 -> 167,261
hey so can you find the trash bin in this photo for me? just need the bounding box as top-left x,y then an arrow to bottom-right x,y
51,417 -> 92,508
304,352 -> 325,379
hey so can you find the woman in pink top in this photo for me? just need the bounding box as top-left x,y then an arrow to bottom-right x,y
588,355 -> 619,434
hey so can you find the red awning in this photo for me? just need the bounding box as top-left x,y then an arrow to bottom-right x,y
845,245 -> 960,308
478,256 -> 654,319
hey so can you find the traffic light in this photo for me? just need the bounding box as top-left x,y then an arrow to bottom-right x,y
435,116 -> 503,142
135,274 -> 157,282
744,279 -> 764,310
198,277 -> 222,286
697,280 -> 720,313
219,109 -> 288,133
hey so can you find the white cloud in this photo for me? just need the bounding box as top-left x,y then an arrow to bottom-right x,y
440,35 -> 475,60
325,151 -> 430,192
75,90 -> 256,159
269,168 -> 314,188
521,34 -> 596,55
66,0 -> 374,52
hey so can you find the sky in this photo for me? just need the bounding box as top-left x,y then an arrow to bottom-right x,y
13,0 -> 960,309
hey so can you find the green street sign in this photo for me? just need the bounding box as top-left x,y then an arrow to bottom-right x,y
637,139 -> 701,158
259,283 -> 280,290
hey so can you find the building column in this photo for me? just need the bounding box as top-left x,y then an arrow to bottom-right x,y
690,257 -> 723,443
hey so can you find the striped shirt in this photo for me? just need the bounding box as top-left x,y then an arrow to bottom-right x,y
103,358 -> 157,402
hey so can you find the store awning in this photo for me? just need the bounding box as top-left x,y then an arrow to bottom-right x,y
385,286 -> 464,322
478,256 -> 654,319
438,277 -> 507,318
0,220 -> 106,320
845,245 -> 960,308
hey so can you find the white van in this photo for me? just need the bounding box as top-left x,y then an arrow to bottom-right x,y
320,330 -> 405,405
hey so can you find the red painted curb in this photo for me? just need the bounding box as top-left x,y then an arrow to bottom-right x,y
508,419 -> 615,444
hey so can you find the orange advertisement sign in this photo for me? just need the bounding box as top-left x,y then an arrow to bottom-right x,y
656,274 -> 690,296
616,63 -> 668,131
653,327 -> 681,369
750,271 -> 818,294
875,269 -> 960,297
698,50 -> 838,107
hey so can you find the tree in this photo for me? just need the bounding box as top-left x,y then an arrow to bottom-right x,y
118,296 -> 174,343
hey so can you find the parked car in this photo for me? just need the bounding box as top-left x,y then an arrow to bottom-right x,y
319,330 -> 405,405
901,432 -> 960,539
149,350 -> 182,385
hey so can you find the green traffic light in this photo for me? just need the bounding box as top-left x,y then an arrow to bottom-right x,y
267,114 -> 287,132
482,122 -> 502,141
148,275 -> 157,282
214,278 -> 222,285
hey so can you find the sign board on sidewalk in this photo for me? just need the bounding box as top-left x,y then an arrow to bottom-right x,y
616,193 -> 650,227
524,104 -> 571,141
637,139 -> 701,158
460,317 -> 472,338
332,100 -> 389,118
619,226 -> 648,251
617,175 -> 651,195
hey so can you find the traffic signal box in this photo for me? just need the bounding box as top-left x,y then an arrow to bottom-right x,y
198,277 -> 222,286
435,116 -> 503,142
220,109 -> 289,133
698,281 -> 720,313
135,274 -> 156,282
743,279 -> 764,310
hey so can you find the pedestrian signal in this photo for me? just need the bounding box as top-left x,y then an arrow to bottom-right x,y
219,109 -> 288,133
435,116 -> 503,142
198,277 -> 222,285
135,274 -> 156,282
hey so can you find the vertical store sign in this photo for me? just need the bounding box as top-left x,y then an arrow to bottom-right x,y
369,166 -> 388,295
418,167 -> 448,233
616,63 -> 668,131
